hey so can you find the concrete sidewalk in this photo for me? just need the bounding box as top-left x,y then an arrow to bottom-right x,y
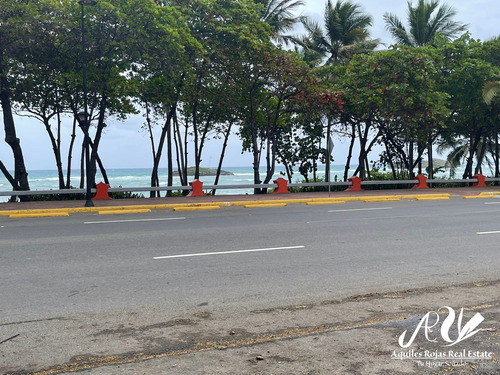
1,186 -> 499,214
1,281 -> 498,375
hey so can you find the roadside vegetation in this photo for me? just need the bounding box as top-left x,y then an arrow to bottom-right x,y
1,0 -> 499,200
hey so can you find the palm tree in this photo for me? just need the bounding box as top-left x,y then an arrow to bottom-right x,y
298,1 -> 378,182
384,2 -> 466,179
384,0 -> 467,47
300,0 -> 378,66
256,0 -> 305,45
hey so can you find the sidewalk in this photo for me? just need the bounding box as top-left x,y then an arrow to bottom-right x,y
1,186 -> 499,213
2,281 -> 498,374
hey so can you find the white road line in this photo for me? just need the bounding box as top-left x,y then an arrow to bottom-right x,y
328,207 -> 393,213
484,202 -> 500,205
477,230 -> 500,235
84,217 -> 186,224
154,245 -> 305,260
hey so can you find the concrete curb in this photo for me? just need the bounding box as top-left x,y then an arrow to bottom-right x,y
1,191 -> 497,218
9,212 -> 70,219
173,206 -> 221,212
244,203 -> 288,208
98,209 -> 152,215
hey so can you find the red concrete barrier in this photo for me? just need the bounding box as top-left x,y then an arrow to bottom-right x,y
92,182 -> 112,200
472,174 -> 486,187
188,179 -> 205,197
345,176 -> 363,191
273,177 -> 290,194
413,175 -> 429,189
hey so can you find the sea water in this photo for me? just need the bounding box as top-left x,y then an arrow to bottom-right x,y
0,165 -> 351,202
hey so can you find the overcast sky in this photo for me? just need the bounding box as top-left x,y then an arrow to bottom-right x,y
301,0 -> 500,46
1,0 -> 500,173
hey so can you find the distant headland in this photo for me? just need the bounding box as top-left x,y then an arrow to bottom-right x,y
185,167 -> 234,176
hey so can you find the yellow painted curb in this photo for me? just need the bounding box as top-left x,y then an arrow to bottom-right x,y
230,200 -> 287,206
359,195 -> 401,200
0,192 -> 462,217
231,199 -> 312,206
173,206 -> 221,212
363,198 -> 401,202
396,194 -> 451,199
332,197 -> 366,202
98,209 -> 151,215
244,203 -> 287,208
271,199 -> 314,204
416,197 -> 450,201
9,212 -> 69,218
0,202 -> 229,216
0,208 -> 88,216
463,196 -> 494,199
307,201 -> 346,205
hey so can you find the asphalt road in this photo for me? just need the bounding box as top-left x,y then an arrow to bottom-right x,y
1,198 -> 499,326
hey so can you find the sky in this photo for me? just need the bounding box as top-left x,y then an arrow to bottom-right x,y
1,0 -> 500,173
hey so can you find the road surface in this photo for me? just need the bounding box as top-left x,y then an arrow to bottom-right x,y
1,198 -> 499,374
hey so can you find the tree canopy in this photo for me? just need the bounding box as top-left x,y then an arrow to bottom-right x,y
1,0 -> 499,199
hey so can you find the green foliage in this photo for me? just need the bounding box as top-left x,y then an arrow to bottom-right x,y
29,185 -> 84,201
30,192 -> 84,201
384,0 -> 467,47
299,0 -> 378,66
109,188 -> 144,199
3,0 -> 500,198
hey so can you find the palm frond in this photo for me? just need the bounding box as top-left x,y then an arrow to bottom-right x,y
383,13 -> 413,46
385,0 -> 466,46
483,81 -> 500,104
260,0 -> 305,43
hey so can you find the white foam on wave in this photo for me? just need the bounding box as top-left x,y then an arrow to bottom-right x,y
30,177 -> 60,182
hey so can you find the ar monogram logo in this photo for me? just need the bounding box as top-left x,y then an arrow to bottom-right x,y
399,306 -> 484,348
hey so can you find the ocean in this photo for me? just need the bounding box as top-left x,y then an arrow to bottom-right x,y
0,165 -> 352,202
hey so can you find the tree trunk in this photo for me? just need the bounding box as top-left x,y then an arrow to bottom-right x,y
43,118 -> 65,189
344,123 -> 356,181
192,105 -> 200,180
87,98 -> 107,191
182,112 -> 189,195
364,156 -> 371,180
95,152 -> 109,185
0,159 -> 17,188
463,133 -> 481,179
211,121 -> 233,195
427,133 -> 434,181
408,140 -> 414,179
249,87 -> 263,194
356,121 -> 368,180
0,74 -> 30,200
474,135 -> 488,175
66,117 -> 77,189
325,117 -> 332,183
166,110 -> 173,197
152,104 -> 177,195
145,100 -> 159,197
173,111 -> 186,186
495,129 -> 499,183
79,144 -> 85,189
381,131 -> 398,179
